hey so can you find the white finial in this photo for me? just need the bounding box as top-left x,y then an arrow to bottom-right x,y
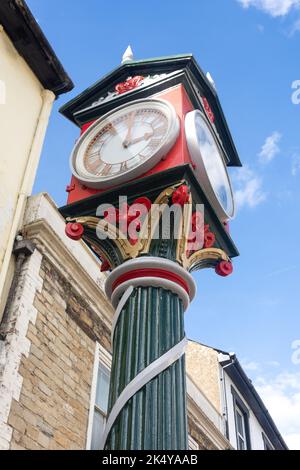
206,71 -> 216,90
122,45 -> 134,64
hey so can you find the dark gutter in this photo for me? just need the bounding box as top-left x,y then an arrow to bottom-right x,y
0,0 -> 73,96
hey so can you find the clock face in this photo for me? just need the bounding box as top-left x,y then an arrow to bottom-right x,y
70,99 -> 179,188
185,110 -> 234,221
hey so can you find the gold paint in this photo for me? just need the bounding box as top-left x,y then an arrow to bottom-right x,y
66,182 -> 230,272
185,248 -> 229,272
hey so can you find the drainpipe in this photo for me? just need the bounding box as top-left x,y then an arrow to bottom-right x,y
0,89 -> 55,304
218,353 -> 235,441
0,237 -> 36,340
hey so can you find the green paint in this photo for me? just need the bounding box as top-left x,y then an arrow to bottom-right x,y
105,287 -> 188,450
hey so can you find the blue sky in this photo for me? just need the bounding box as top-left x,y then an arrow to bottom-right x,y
27,0 -> 300,448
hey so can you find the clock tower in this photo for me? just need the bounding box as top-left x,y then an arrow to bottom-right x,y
60,49 -> 241,450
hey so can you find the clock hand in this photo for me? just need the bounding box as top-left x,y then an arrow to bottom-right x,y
125,132 -> 153,147
123,112 -> 136,148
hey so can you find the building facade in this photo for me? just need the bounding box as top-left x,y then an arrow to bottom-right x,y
0,0 -> 73,319
0,193 -> 287,450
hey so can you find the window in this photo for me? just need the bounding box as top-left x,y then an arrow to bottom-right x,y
262,433 -> 274,450
86,344 -> 111,450
235,405 -> 247,450
231,387 -> 251,450
91,362 -> 110,449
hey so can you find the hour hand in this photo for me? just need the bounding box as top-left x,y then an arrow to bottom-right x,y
124,132 -> 153,147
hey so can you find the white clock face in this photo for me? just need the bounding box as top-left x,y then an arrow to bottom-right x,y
70,99 -> 179,188
185,110 -> 234,221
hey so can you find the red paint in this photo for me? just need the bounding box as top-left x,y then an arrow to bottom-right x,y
65,222 -> 84,241
204,232 -> 216,248
104,207 -> 119,224
172,184 -> 190,206
66,183 -> 75,193
202,97 -> 215,123
215,261 -> 233,277
100,259 -> 111,272
132,197 -> 152,212
112,268 -> 190,295
115,76 -> 144,95
66,85 -> 195,204
191,211 -> 204,231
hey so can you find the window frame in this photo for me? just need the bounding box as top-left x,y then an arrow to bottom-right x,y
262,432 -> 274,450
231,387 -> 251,451
86,343 -> 112,450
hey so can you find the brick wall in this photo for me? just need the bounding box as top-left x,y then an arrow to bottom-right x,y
8,257 -> 111,450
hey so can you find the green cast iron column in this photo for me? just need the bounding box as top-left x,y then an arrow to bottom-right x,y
104,286 -> 188,450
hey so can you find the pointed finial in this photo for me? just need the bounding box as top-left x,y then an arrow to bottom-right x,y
122,45 -> 134,64
206,71 -> 216,90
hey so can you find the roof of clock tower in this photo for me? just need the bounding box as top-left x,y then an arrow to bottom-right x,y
60,53 -> 241,167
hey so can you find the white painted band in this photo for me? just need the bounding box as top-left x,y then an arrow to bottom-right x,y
100,336 -> 188,450
111,286 -> 134,345
105,256 -> 196,301
111,277 -> 190,312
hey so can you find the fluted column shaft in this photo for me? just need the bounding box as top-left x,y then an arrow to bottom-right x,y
105,286 -> 188,450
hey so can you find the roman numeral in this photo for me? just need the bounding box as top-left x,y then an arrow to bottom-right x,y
153,125 -> 167,136
101,164 -> 112,176
87,151 -> 100,161
151,116 -> 163,128
120,161 -> 128,172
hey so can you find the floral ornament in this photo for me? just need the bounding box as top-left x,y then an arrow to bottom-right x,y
115,76 -> 144,95
172,184 -> 190,206
202,97 -> 215,123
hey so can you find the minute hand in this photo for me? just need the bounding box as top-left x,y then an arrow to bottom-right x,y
125,132 -> 153,147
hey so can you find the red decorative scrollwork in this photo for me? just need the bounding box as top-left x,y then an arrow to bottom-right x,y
202,97 -> 215,123
115,76 -> 144,95
204,232 -> 216,249
215,261 -> 233,277
65,222 -> 84,241
172,185 -> 190,207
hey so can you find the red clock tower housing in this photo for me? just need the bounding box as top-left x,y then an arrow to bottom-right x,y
60,54 -> 241,206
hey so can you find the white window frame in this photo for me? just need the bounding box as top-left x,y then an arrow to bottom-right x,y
235,405 -> 247,450
86,343 -> 112,450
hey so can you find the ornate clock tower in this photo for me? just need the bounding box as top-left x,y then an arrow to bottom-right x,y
60,48 -> 241,450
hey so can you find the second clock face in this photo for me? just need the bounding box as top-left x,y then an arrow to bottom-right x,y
185,110 -> 235,221
71,99 -> 179,188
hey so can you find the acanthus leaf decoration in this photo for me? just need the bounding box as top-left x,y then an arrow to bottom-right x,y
64,182 -> 232,277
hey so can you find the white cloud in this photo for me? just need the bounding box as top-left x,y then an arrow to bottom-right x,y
232,165 -> 267,210
266,360 -> 281,367
291,153 -> 300,175
237,0 -> 300,17
242,360 -> 261,371
289,17 -> 300,34
258,131 -> 282,163
255,372 -> 300,449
